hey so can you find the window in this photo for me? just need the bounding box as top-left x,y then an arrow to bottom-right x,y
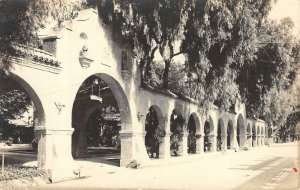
42,37 -> 57,55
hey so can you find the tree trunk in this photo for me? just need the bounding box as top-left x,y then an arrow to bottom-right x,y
163,60 -> 171,89
144,59 -> 152,81
139,59 -> 146,86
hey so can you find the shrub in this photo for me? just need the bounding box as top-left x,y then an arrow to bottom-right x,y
0,165 -> 46,182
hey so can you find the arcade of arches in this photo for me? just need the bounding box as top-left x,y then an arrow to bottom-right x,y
0,8 -> 274,182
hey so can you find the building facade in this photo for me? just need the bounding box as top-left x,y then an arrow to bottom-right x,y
2,8 -> 273,181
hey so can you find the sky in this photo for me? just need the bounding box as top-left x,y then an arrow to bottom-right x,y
269,0 -> 300,37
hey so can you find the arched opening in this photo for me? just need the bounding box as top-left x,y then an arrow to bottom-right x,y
247,124 -> 251,138
187,113 -> 201,154
187,115 -> 196,154
145,106 -> 164,159
204,116 -> 214,152
71,74 -> 131,166
261,127 -> 266,145
204,121 -> 210,152
0,73 -> 45,167
252,125 -> 256,147
257,126 -> 261,146
227,120 -> 233,149
268,127 -> 273,138
170,109 -> 184,156
247,123 -> 251,147
217,119 -> 225,151
237,114 -> 245,147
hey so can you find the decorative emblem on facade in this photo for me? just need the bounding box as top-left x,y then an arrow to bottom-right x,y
54,102 -> 65,115
79,32 -> 93,68
79,45 -> 94,68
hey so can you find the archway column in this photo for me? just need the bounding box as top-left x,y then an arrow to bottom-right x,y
247,135 -> 252,149
230,134 -> 235,149
119,130 -> 134,167
267,128 -> 274,145
267,135 -> 273,145
240,135 -> 247,148
159,116 -> 171,159
195,133 -> 204,154
252,136 -> 257,147
221,134 -> 227,150
73,129 -> 88,158
179,130 -> 189,156
35,126 -> 76,182
230,133 -> 241,151
209,134 -> 217,152
257,135 -> 261,147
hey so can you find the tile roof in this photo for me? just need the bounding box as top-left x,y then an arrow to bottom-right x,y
12,43 -> 61,67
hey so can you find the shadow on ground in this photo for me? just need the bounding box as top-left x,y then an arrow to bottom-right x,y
228,157 -> 282,171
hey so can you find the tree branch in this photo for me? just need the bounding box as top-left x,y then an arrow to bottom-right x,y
171,51 -> 184,60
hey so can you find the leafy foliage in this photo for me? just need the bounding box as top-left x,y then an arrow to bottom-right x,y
182,0 -> 273,111
0,165 -> 46,182
237,18 -> 300,126
0,90 -> 32,122
187,116 -> 197,153
274,111 -> 299,142
0,89 -> 33,142
96,0 -> 193,88
84,105 -> 121,148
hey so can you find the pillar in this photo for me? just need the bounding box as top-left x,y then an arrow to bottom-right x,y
231,132 -> 240,151
230,134 -> 235,149
159,116 -> 171,159
240,135 -> 247,148
248,135 -> 252,148
179,132 -> 189,156
74,130 -> 88,158
257,135 -> 261,147
254,136 -> 257,147
267,128 -> 273,146
119,130 -> 134,167
267,136 -> 273,146
221,134 -> 227,150
195,133 -> 204,154
35,127 -> 76,182
209,134 -> 217,152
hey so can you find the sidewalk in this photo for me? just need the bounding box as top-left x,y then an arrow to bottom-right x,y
1,142 -> 298,189
44,142 -> 298,190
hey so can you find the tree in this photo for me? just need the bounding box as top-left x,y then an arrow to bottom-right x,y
237,18 -> 300,125
182,0 -> 273,111
97,0 -> 194,89
0,89 -> 33,138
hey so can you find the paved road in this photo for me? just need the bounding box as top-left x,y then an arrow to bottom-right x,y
234,157 -> 299,190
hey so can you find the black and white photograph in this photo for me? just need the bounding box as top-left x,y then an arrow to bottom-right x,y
0,0 -> 299,189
